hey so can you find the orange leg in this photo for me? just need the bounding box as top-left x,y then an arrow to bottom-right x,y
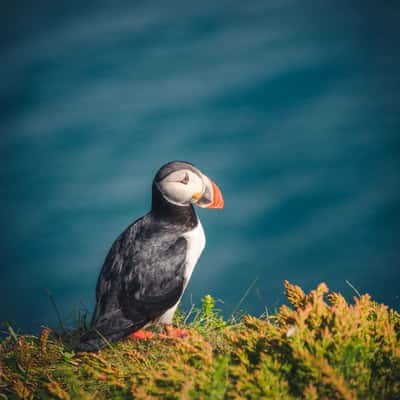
158,324 -> 189,339
128,329 -> 155,340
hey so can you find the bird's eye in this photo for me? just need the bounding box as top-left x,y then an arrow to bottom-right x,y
181,172 -> 189,185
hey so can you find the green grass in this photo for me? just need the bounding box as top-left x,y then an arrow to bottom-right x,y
1,281 -> 399,399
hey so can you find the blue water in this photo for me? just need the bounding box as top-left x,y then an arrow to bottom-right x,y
1,1 -> 399,333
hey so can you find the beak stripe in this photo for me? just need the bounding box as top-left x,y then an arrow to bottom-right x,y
206,180 -> 224,209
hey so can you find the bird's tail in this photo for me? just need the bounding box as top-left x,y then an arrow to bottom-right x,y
76,325 -> 135,352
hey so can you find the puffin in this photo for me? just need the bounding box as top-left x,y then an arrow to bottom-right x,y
77,161 -> 224,351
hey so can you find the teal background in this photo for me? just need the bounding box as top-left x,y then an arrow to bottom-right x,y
1,1 -> 399,332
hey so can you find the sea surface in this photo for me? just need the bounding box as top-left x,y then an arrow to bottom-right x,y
1,1 -> 399,333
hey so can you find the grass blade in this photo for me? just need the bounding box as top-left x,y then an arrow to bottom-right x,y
231,276 -> 259,320
345,279 -> 361,298
45,288 -> 66,334
5,321 -> 18,343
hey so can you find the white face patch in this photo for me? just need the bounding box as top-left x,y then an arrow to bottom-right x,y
157,169 -> 203,206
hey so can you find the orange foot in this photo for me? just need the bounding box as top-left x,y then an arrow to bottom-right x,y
128,329 -> 155,340
158,325 -> 189,339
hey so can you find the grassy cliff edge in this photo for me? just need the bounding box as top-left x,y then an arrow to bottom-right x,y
1,281 -> 399,399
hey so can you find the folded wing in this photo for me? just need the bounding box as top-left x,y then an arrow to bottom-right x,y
77,216 -> 187,351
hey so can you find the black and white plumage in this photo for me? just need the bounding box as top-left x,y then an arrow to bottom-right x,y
77,161 -> 223,351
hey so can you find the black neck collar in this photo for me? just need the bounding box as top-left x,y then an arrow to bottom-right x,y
151,183 -> 198,229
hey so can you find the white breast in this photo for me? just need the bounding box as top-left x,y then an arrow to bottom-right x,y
157,219 -> 206,325
182,219 -> 206,289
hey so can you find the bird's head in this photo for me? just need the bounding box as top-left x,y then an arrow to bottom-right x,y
153,161 -> 224,209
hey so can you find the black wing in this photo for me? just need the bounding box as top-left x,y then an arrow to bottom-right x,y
77,215 -> 187,351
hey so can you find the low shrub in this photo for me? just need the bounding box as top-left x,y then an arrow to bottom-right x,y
1,282 -> 399,399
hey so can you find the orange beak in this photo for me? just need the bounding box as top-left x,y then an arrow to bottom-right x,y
206,179 -> 224,208
193,176 -> 224,209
